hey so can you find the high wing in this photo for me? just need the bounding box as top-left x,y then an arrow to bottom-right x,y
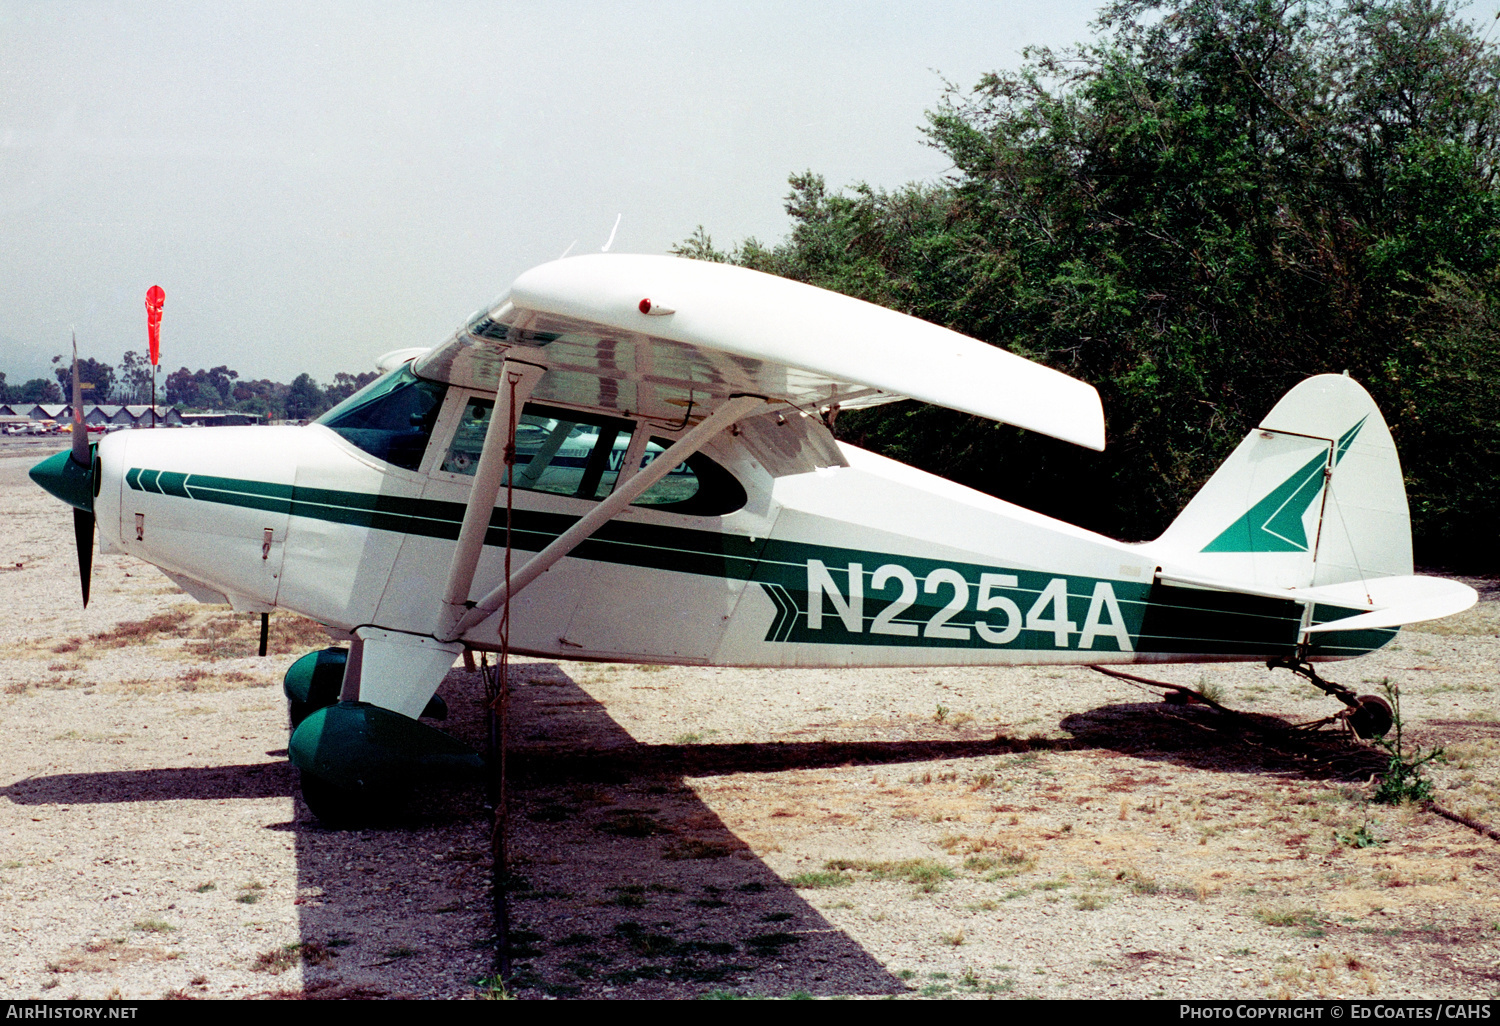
414,253 -> 1106,451
414,253 -> 1106,643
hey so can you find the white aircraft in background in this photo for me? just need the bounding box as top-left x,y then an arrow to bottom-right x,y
32,254 -> 1477,824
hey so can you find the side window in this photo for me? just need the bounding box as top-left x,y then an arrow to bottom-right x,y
633,438 -> 747,516
316,364 -> 446,471
633,439 -> 698,506
441,399 -> 633,501
438,398 -> 747,515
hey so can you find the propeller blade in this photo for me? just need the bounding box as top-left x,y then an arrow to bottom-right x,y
70,333 -> 89,467
73,507 -> 94,608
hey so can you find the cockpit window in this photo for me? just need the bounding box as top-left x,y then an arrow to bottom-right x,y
443,399 -> 632,500
316,364 -> 447,471
442,399 -> 747,515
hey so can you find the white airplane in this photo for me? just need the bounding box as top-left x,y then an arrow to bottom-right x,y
32,254 -> 1477,823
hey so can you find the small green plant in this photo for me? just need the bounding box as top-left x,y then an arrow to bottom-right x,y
1255,907 -> 1321,929
787,869 -> 852,889
193,882 -> 216,893
134,919 -> 175,934
252,941 -> 336,974
1119,868 -> 1160,894
473,975 -> 514,1000
825,858 -> 955,892
1370,681 -> 1444,805
1196,676 -> 1226,705
934,704 -> 949,723
1334,813 -> 1384,849
253,945 -> 299,974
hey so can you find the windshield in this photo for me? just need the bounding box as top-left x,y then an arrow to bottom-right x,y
316,364 -> 447,471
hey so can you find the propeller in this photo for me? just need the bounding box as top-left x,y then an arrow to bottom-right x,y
29,335 -> 99,608
69,335 -> 94,607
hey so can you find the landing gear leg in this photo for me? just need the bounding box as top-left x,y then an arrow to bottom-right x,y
1266,656 -> 1393,739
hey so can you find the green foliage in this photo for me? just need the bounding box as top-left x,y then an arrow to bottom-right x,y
1371,680 -> 1445,804
283,373 -> 326,421
824,857 -> 956,890
685,0 -> 1500,564
1334,819 -> 1384,848
787,869 -> 853,888
16,377 -> 61,403
51,355 -> 115,403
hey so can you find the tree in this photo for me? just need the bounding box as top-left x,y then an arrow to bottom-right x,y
164,367 -> 198,407
190,382 -> 224,410
51,355 -> 115,404
117,351 -> 155,405
686,0 -> 1500,566
284,373 -> 325,421
19,378 -> 62,404
324,371 -> 379,407
203,365 -> 238,403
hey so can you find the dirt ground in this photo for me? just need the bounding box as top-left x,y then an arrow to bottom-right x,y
1,445 -> 1498,1000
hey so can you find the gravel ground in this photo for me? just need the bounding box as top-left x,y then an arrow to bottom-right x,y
1,446 -> 1498,1000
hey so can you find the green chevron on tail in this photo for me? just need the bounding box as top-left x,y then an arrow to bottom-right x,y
1202,417 -> 1367,554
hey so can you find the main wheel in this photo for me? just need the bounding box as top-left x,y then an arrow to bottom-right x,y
298,772 -> 394,829
1348,694 -> 1394,739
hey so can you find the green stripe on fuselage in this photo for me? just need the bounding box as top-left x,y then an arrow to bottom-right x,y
124,467 -> 1390,660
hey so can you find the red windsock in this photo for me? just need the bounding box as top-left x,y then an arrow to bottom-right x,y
145,285 -> 164,366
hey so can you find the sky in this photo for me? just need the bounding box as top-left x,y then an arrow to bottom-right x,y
2,1 -> 1498,385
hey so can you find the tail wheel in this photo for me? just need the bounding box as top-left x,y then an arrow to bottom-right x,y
1348,694 -> 1394,739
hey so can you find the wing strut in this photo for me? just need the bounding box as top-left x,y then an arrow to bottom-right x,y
435,359 -> 546,641
440,394 -> 767,642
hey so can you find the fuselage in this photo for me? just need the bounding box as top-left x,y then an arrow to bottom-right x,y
92,375 -> 1391,669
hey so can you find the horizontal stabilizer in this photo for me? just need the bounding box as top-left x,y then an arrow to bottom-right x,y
1302,575 -> 1478,633
1156,571 -> 1477,633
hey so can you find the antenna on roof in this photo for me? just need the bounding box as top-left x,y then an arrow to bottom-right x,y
600,213 -> 621,253
559,240 -> 577,260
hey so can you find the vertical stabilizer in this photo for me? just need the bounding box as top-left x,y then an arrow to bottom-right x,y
1153,375 -> 1412,589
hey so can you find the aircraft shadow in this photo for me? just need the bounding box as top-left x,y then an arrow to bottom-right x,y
495,697 -> 1387,786
1056,701 -> 1389,782
1,762 -> 295,805
288,663 -> 909,999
